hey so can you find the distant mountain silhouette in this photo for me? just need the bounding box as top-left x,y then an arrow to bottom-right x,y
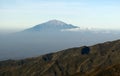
23,20 -> 79,32
0,39 -> 120,76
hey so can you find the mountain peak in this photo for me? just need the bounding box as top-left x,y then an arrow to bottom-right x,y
47,19 -> 64,23
24,19 -> 79,32
45,19 -> 68,26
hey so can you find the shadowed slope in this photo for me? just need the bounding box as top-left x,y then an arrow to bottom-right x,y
0,40 -> 120,76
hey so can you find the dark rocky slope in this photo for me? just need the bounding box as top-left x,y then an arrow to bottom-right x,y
0,40 -> 120,76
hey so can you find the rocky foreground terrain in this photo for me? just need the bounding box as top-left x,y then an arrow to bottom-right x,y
0,40 -> 120,76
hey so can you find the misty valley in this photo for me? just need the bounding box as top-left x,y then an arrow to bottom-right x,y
0,30 -> 120,60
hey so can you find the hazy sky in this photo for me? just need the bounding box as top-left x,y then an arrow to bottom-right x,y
0,0 -> 120,32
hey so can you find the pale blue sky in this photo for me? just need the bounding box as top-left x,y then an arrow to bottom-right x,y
0,0 -> 120,31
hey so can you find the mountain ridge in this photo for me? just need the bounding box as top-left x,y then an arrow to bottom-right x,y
0,39 -> 120,76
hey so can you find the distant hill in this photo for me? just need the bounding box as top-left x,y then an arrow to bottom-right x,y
0,39 -> 120,76
23,20 -> 78,32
